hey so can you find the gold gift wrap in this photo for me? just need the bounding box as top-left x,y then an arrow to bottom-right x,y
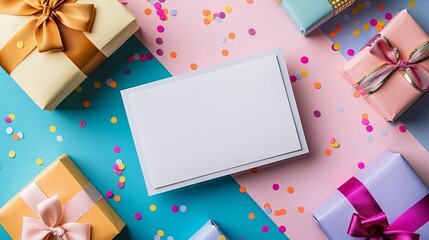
0,0 -> 138,111
0,154 -> 125,240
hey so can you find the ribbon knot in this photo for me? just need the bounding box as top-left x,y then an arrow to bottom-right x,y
355,34 -> 429,96
50,226 -> 66,237
42,3 -> 53,17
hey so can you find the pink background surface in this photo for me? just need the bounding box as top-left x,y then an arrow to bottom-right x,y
126,0 -> 429,239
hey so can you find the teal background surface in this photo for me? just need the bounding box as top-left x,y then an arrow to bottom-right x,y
0,37 -> 288,239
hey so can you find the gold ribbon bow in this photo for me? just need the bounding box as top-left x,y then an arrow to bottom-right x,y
0,0 -> 106,75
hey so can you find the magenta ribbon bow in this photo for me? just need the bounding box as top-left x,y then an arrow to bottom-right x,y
356,34 -> 429,96
338,177 -> 429,240
21,195 -> 90,240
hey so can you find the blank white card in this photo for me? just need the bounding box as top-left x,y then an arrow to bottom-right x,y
121,49 -> 308,195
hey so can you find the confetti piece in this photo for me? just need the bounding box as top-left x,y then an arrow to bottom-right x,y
361,118 -> 369,125
290,75 -> 297,83
228,32 -> 235,40
49,125 -> 57,133
79,121 -> 86,128
239,186 -> 247,193
150,204 -> 157,211
157,230 -> 165,237
219,36 -> 226,43
145,8 -> 152,15
347,49 -> 355,56
297,206 -> 305,213
366,125 -> 373,132
218,236 -> 226,240
56,135 -> 64,142
251,167 -> 258,173
287,186 -> 294,194
172,205 -> 179,212
83,100 -> 91,108
111,117 -> 118,124
366,135 -> 373,142
157,25 -> 164,33
330,141 -> 340,148
221,49 -> 229,56
272,183 -> 279,191
117,182 -> 125,189
314,82 -> 321,89
248,212 -> 255,220
119,176 -> 126,183
4,116 -> 12,123
36,158 -> 43,166
179,205 -> 187,212
190,63 -> 198,70
6,127 -> 13,135
399,125 -> 407,133
248,28 -> 256,36
114,195 -> 121,202
328,137 -> 336,144
264,207 -> 272,214
380,130 -> 388,137
358,162 -> 365,169
106,190 -> 113,198
313,110 -> 321,118
170,9 -> 177,16
336,105 -> 344,112
8,151 -> 16,158
114,146 -> 121,153
324,149 -> 332,156
261,226 -> 269,233
300,56 -> 309,64
135,213 -> 142,220
155,37 -> 163,45
225,6 -> 232,13
278,226 -> 286,233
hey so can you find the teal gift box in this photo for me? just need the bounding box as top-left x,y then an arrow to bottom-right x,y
278,0 -> 355,35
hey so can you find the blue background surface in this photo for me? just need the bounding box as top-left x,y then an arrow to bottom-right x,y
0,37 -> 287,239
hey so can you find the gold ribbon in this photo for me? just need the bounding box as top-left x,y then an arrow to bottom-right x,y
328,0 -> 355,15
0,0 -> 106,75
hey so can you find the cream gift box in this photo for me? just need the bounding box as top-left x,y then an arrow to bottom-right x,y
189,220 -> 229,240
121,49 -> 308,195
0,0 -> 138,110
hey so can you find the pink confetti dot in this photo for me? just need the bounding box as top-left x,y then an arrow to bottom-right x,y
113,164 -> 119,171
117,182 -> 125,189
172,205 -> 179,212
290,75 -> 297,83
135,212 -> 142,220
385,13 -> 393,20
156,9 -> 164,16
399,125 -> 406,133
262,226 -> 269,233
272,183 -> 280,191
361,118 -> 369,125
278,226 -> 286,233
157,25 -> 165,33
79,121 -> 86,128
160,14 -> 166,21
300,56 -> 309,64
114,146 -> 121,153
156,37 -> 163,45
357,162 -> 365,169
366,125 -> 373,132
313,110 -> 321,118
248,28 -> 256,36
347,49 -> 355,56
219,12 -> 226,19
140,54 -> 146,61
4,116 -> 12,123
154,2 -> 161,9
106,190 -> 113,198
120,0 -> 128,4
156,49 -> 164,56
147,53 -> 154,60
329,137 -> 335,144
370,19 -> 377,26
127,56 -> 134,62
116,170 -> 123,176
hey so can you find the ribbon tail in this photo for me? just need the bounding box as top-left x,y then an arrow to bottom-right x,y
404,65 -> 429,92
35,16 -> 64,52
61,222 -> 90,240
0,0 -> 40,15
21,217 -> 51,240
55,3 -> 95,32
383,230 -> 420,240
355,64 -> 397,96
408,41 -> 429,64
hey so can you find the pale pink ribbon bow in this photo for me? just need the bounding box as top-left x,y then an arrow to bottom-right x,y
21,195 -> 90,240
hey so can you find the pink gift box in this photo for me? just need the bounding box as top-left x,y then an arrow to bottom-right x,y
340,10 -> 429,121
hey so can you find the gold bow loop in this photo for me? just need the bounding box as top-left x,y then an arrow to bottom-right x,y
0,0 -> 95,52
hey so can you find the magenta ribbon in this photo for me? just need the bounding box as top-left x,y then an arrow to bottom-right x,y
338,177 -> 429,240
355,34 -> 429,97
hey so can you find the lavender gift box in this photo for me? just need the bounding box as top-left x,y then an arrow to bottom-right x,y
189,220 -> 229,240
312,151 -> 429,239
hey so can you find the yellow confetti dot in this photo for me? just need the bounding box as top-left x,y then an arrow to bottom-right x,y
333,43 -> 341,51
157,230 -> 164,237
287,186 -> 295,194
377,20 -> 385,27
111,116 -> 118,124
150,204 -> 157,211
248,212 -> 255,220
225,6 -> 232,13
362,23 -> 370,31
330,141 -> 340,148
207,14 -> 214,21
36,158 -> 43,166
353,29 -> 360,37
297,206 -> 305,213
49,125 -> 57,133
114,195 -> 121,202
16,41 -> 24,49
301,70 -> 308,78
8,151 -> 16,158
356,2 -> 364,9
351,7 -> 359,15
218,236 -> 226,240
409,0 -> 416,7
93,81 -> 101,88
118,163 -> 125,170
9,114 -> 15,120
119,176 -> 126,183
75,86 -> 82,93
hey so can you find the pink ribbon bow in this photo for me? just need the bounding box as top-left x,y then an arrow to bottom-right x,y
348,212 -> 419,240
356,34 -> 429,96
21,195 -> 90,240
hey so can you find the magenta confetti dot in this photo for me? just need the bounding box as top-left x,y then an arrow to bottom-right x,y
370,19 -> 377,26
106,190 -> 113,198
155,37 -> 163,45
79,121 -> 86,128
399,125 -> 406,133
347,49 -> 355,56
117,182 -> 125,189
272,183 -> 280,191
361,118 -> 369,125
262,226 -> 269,233
4,116 -> 12,123
248,28 -> 256,36
140,54 -> 146,61
116,170 -> 123,176
213,13 -> 219,18
114,146 -> 121,153
156,9 -> 164,16
300,56 -> 309,64
313,110 -> 321,118
159,0 -> 165,2
154,2 -> 161,9
278,226 -> 286,233
124,69 -> 131,75
113,164 -> 119,171
120,0 -> 128,4
357,162 -> 365,169
366,125 -> 373,132
385,13 -> 393,20
135,212 -> 142,220
172,205 -> 179,212
160,14 -> 167,20
156,49 -> 164,56
127,56 -> 134,62
157,25 -> 165,33
147,53 -> 154,60
219,12 -> 226,19
290,75 -> 297,83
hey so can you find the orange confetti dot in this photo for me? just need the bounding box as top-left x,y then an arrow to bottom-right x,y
144,8 -> 151,15
324,149 -> 332,156
83,100 -> 91,108
280,208 -> 287,215
202,9 -> 211,16
274,210 -> 280,216
203,18 -> 211,25
329,31 -> 336,38
287,186 -> 294,194
93,81 -> 101,89
190,63 -> 198,70
247,0 -> 254,4
221,49 -> 229,56
114,195 -> 121,202
248,212 -> 255,220
377,3 -> 385,11
263,203 -> 271,208
163,8 -> 168,14
375,25 -> 383,32
239,186 -> 247,193
228,32 -> 236,39
110,81 -> 117,88
297,206 -> 305,213
250,168 -> 258,173
12,134 -> 20,141
362,113 -> 369,119
335,25 -> 342,33
75,86 -> 82,93
351,7 -> 358,14
170,51 -> 177,59
313,82 -> 321,89
353,91 -> 361,98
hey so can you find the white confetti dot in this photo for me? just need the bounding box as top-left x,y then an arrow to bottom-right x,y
56,135 -> 64,142
6,127 -> 13,135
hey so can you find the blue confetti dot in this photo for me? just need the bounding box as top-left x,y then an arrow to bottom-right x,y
170,9 -> 177,16
380,130 -> 388,137
215,17 -> 222,23
336,105 -> 344,112
219,36 -> 226,44
365,135 -> 373,142
264,208 -> 272,214
390,121 -> 398,126
295,73 -> 302,80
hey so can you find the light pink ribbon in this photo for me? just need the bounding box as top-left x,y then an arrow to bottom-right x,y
20,182 -> 102,240
355,34 -> 429,97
